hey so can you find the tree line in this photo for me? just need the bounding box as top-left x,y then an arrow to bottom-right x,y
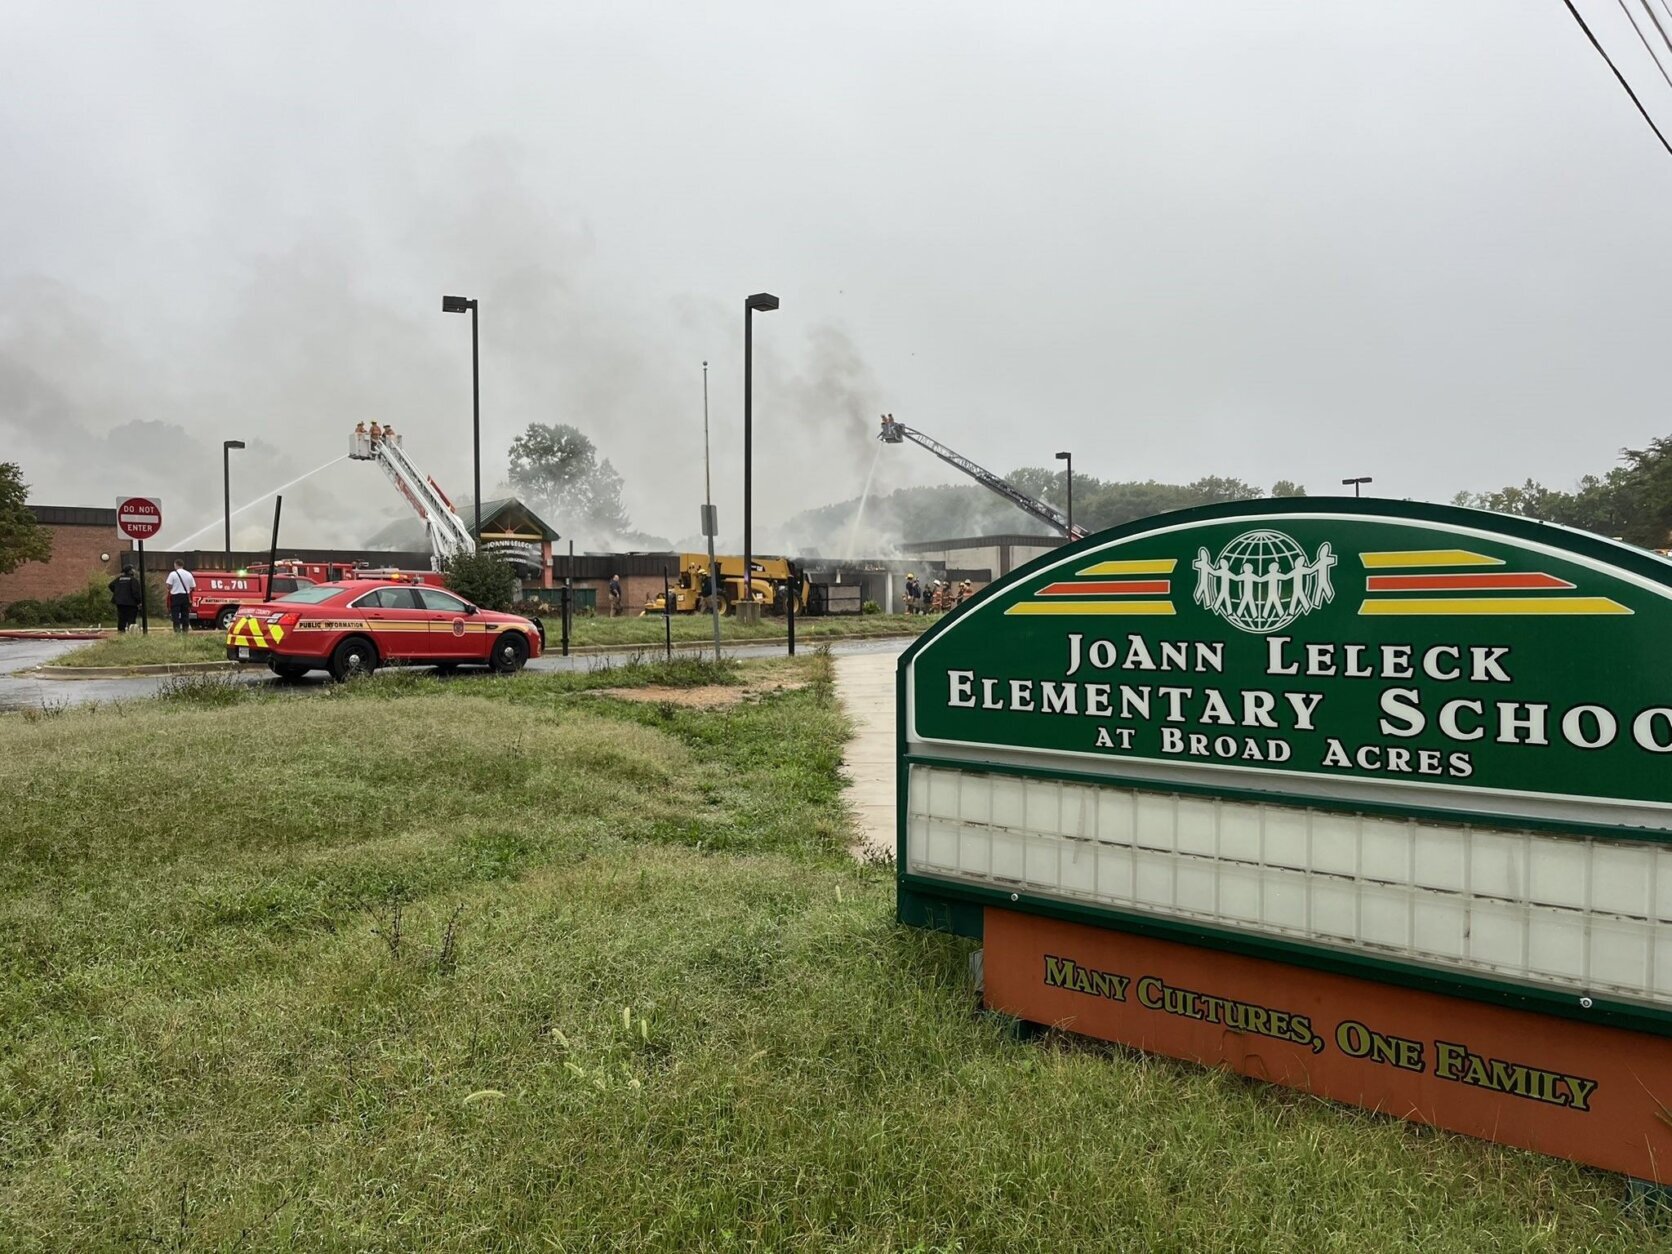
782,471 -> 1307,553
1451,436 -> 1672,549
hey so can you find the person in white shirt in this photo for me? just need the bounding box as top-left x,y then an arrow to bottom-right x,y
165,561 -> 197,633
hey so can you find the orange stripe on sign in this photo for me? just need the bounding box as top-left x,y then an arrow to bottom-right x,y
1365,572 -> 1574,592
1039,580 -> 1171,596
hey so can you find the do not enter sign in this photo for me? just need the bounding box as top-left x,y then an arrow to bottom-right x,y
116,496 -> 163,542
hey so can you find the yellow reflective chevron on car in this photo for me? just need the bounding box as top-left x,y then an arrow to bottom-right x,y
226,615 -> 272,648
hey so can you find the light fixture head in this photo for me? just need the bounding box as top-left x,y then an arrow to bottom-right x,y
745,292 -> 780,312
225,439 -> 247,451
442,295 -> 475,313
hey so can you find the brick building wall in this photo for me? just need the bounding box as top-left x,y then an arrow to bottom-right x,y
0,507 -> 129,607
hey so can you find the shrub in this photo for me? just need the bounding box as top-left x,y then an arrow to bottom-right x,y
862,600 -> 882,615
0,574 -> 165,626
442,551 -> 518,612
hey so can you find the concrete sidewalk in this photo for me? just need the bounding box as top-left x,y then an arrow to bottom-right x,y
834,648 -> 903,860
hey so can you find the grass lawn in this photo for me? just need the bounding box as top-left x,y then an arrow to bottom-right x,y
52,631 -> 229,668
0,659 -> 1658,1250
568,611 -> 930,647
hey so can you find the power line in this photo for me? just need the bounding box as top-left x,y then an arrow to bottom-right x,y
1654,0 -> 1672,44
1614,0 -> 1672,91
1558,0 -> 1672,158
1637,0 -> 1672,59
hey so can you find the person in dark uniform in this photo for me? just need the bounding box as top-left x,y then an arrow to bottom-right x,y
108,564 -> 142,632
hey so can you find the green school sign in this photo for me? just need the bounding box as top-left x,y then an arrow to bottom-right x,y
898,499 -> 1672,1036
908,499 -> 1672,836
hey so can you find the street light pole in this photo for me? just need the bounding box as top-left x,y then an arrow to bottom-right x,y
223,439 -> 246,558
1055,450 -> 1074,537
703,361 -> 722,660
742,292 -> 779,616
442,295 -> 482,542
1342,476 -> 1373,498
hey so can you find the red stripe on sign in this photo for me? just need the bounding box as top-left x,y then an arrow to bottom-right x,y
1365,572 -> 1575,592
1039,580 -> 1172,596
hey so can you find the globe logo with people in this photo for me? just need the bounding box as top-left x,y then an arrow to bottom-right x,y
1192,529 -> 1337,634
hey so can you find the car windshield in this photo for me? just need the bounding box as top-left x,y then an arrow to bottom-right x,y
271,585 -> 350,605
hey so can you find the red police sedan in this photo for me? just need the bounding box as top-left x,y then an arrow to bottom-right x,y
225,579 -> 544,681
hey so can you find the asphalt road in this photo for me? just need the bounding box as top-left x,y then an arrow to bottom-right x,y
0,634 -> 912,713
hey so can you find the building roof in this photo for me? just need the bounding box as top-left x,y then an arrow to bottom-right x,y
475,498 -> 560,542
27,505 -> 118,527
365,495 -> 560,548
899,533 -> 1066,552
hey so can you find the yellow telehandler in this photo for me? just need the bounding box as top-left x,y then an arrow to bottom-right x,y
642,553 -> 809,616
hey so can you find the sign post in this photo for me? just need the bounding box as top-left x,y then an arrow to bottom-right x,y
116,496 -> 162,636
898,498 -> 1672,1184
702,503 -> 722,661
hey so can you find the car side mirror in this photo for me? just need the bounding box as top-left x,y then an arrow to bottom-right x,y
464,603 -> 478,615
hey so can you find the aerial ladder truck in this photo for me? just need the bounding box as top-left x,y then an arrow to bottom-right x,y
349,424 -> 477,569
876,414 -> 1088,539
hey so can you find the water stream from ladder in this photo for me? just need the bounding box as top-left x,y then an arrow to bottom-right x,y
163,454 -> 351,548
842,443 -> 884,563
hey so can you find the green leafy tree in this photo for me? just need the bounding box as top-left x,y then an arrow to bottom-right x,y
1270,480 -> 1307,498
507,424 -> 632,538
0,463 -> 51,576
1617,437 -> 1672,548
1454,435 -> 1672,547
442,550 -> 517,612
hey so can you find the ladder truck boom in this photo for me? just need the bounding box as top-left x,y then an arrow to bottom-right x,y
348,424 -> 476,567
877,414 -> 1087,539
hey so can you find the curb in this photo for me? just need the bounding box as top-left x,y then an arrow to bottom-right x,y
30,661 -> 240,679
0,630 -> 112,641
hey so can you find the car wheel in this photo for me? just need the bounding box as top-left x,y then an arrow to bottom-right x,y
217,607 -> 238,631
713,594 -> 729,617
328,636 -> 378,682
269,660 -> 311,681
490,631 -> 530,674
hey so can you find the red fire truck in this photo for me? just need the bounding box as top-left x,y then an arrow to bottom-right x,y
189,570 -> 318,630
191,562 -> 445,629
248,559 -> 447,588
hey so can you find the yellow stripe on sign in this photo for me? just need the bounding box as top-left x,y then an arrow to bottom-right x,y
1360,597 -> 1631,616
1075,558 -> 1178,577
1006,601 -> 1176,616
1359,549 -> 1504,569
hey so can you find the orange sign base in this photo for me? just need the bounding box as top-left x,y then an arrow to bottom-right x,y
983,908 -> 1672,1182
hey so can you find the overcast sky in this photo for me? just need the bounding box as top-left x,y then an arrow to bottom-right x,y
3,1 -> 1671,550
